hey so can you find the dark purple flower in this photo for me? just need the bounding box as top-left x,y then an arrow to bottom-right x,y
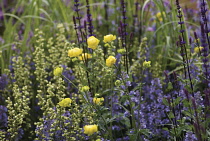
0,74 -> 8,90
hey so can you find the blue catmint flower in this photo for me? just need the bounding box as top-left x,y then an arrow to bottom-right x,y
0,105 -> 7,128
0,74 -> 8,90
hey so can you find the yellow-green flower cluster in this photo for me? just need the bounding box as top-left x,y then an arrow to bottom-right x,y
143,61 -> 151,68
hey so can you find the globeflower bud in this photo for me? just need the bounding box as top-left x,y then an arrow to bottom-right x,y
103,34 -> 116,43
78,53 -> 92,61
81,86 -> 90,92
93,97 -> 104,105
87,36 -> 100,49
58,98 -> 72,107
106,56 -> 116,67
156,12 -> 166,22
68,48 -> 83,57
194,46 -> 204,53
83,125 -> 98,136
115,80 -> 121,87
143,60 -> 151,68
53,67 -> 63,76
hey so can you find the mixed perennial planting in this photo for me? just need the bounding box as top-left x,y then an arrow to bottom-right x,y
0,0 -> 210,140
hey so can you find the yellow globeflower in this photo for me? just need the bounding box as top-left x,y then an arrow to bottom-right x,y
156,12 -> 165,22
106,56 -> 116,67
68,48 -> 83,57
87,36 -> 100,49
53,67 -> 63,76
143,60 -> 151,68
93,97 -> 104,105
58,98 -> 72,107
84,125 -> 98,136
78,53 -> 92,61
103,34 -> 116,43
194,46 -> 204,53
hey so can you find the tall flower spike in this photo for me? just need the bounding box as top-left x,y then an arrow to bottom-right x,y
86,0 -> 94,37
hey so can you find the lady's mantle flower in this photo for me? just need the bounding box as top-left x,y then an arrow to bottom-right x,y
53,67 -> 63,76
106,56 -> 116,67
156,12 -> 165,22
194,46 -> 204,53
84,125 -> 98,136
143,60 -> 151,68
103,34 -> 116,43
93,97 -> 104,105
87,36 -> 100,49
117,49 -> 126,54
78,53 -> 92,61
68,48 -> 83,57
58,98 -> 72,107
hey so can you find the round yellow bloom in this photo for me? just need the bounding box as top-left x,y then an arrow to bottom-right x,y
194,46 -> 204,53
93,97 -> 104,105
87,36 -> 100,49
103,34 -> 116,43
53,67 -> 63,76
106,56 -> 116,67
83,125 -> 98,136
68,48 -> 83,57
143,61 -> 151,68
58,98 -> 72,107
156,12 -> 165,22
78,53 -> 92,61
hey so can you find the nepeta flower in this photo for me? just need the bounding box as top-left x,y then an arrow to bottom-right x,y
0,74 -> 8,90
103,34 -> 116,43
58,98 -> 72,107
87,36 -> 100,49
83,125 -> 98,136
106,56 -> 116,67
68,48 -> 83,57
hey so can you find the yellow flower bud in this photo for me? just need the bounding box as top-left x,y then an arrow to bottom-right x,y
87,36 -> 100,50
143,61 -> 151,68
103,34 -> 116,43
106,56 -> 116,67
68,48 -> 83,57
81,86 -> 90,92
93,97 -> 104,105
194,46 -> 204,53
78,53 -> 92,61
115,80 -> 121,87
156,12 -> 165,22
53,67 -> 63,76
58,98 -> 72,107
83,125 -> 98,136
